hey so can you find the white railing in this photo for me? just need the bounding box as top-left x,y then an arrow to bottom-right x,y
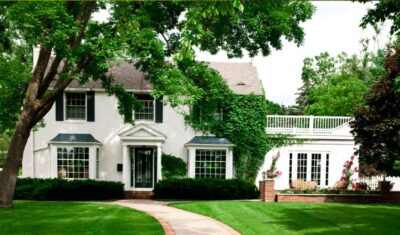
266,115 -> 352,135
358,176 -> 400,191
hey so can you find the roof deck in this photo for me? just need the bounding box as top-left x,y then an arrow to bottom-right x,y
266,115 -> 352,136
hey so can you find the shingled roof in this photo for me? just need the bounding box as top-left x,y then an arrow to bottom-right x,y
66,61 -> 263,95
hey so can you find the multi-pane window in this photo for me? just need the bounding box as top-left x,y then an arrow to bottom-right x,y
311,153 -> 322,185
135,94 -> 154,121
195,149 -> 226,179
325,154 -> 330,186
66,93 -> 86,120
57,147 -> 89,179
297,153 -> 307,180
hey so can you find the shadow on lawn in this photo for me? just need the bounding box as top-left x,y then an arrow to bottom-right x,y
264,203 -> 400,235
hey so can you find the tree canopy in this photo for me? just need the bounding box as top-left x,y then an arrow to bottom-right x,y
0,0 -> 315,207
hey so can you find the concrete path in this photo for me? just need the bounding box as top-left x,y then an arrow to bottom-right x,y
113,200 -> 240,235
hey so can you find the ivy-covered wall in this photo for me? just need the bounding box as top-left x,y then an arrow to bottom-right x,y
182,61 -> 289,182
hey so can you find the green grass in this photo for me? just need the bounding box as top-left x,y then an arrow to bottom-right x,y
0,201 -> 163,235
171,201 -> 400,235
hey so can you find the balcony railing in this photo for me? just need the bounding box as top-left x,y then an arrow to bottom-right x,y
266,115 -> 352,135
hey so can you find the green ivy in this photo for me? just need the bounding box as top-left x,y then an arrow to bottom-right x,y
183,62 -> 293,182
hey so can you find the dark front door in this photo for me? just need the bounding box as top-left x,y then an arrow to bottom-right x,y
134,148 -> 153,188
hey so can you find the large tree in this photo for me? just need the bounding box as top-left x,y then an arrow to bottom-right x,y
351,0 -> 400,175
0,1 -> 314,207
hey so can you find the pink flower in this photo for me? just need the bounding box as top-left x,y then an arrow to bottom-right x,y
351,155 -> 355,160
354,167 -> 359,173
340,176 -> 346,181
349,160 -> 353,166
342,169 -> 347,174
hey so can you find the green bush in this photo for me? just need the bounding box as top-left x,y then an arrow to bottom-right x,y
14,178 -> 124,201
161,153 -> 187,179
154,178 -> 259,200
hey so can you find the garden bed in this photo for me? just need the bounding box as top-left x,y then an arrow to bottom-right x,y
276,193 -> 382,203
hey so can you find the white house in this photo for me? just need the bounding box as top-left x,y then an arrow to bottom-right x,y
22,61 -> 358,195
22,62 -> 262,193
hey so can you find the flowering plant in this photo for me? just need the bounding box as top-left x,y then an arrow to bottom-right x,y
263,152 -> 282,179
340,155 -> 359,188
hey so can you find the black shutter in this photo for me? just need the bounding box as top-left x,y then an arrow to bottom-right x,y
55,93 -> 64,121
87,91 -> 95,122
155,96 -> 163,123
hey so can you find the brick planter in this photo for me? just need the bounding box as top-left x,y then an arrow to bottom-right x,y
259,179 -> 276,202
276,193 -> 382,203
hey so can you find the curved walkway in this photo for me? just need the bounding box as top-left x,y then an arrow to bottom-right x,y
114,200 -> 240,235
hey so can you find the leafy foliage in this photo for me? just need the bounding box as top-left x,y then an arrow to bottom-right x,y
0,133 -> 9,167
295,48 -> 386,116
351,46 -> 400,176
14,178 -> 124,200
161,153 -> 187,179
154,178 -> 259,200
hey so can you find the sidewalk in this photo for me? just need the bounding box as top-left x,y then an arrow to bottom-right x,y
113,200 -> 240,235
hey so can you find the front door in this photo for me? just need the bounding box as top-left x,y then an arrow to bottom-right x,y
133,148 -> 154,188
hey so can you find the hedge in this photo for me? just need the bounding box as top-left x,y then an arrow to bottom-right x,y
14,178 -> 124,201
154,178 -> 259,200
161,153 -> 187,179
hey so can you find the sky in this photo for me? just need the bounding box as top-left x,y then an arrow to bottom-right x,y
94,1 -> 392,106
196,1 -> 392,105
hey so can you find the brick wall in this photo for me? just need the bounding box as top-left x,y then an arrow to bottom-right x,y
276,194 -> 383,203
125,190 -> 154,199
259,180 -> 276,202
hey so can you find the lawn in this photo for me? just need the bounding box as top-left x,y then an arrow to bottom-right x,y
172,201 -> 400,235
0,201 -> 163,235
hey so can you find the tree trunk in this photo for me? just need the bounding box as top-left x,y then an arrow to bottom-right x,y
0,111 -> 34,208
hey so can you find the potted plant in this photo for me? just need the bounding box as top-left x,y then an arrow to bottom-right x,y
263,152 -> 282,180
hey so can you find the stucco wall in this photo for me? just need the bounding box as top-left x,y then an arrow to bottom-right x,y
22,91 -> 200,181
256,139 -> 358,190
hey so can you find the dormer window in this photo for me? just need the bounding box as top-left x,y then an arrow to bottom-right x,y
135,94 -> 155,121
66,93 -> 86,120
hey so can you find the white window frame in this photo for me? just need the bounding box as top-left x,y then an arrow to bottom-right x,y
289,151 -> 330,187
50,144 -> 98,179
186,146 -> 233,179
134,94 -> 155,122
65,92 -> 87,121
194,149 -> 227,179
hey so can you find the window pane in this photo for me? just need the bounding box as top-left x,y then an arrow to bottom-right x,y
311,153 -> 322,185
57,147 -> 89,179
195,149 -> 226,179
66,93 -> 86,120
297,153 -> 307,180
135,95 -> 154,121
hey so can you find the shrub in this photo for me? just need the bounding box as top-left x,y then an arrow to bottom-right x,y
161,153 -> 187,179
154,178 -> 259,200
14,178 -> 124,201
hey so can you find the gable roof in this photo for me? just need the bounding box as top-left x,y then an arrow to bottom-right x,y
66,62 -> 263,95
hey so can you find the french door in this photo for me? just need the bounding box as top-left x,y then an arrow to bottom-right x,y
289,152 -> 330,187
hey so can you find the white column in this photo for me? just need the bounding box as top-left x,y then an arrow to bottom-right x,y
226,148 -> 233,179
88,146 -> 96,179
122,145 -> 130,190
50,145 -> 58,178
157,144 -> 162,182
187,147 -> 196,178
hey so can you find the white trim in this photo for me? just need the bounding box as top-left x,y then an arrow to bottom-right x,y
49,141 -> 102,146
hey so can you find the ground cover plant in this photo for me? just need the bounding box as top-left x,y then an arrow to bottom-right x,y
0,201 -> 163,235
172,201 -> 400,235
